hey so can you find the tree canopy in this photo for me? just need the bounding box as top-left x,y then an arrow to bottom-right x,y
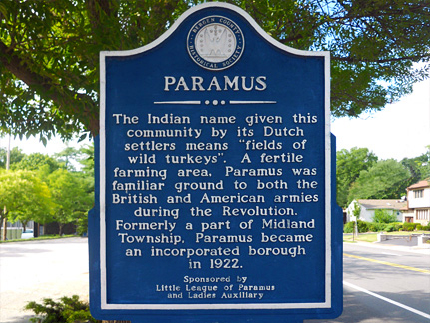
0,146 -> 25,168
0,169 -> 53,230
347,159 -> 411,201
401,146 -> 430,184
0,145 -> 95,238
336,146 -> 430,207
336,147 -> 378,207
1,0 -> 429,141
48,168 -> 93,235
12,152 -> 61,173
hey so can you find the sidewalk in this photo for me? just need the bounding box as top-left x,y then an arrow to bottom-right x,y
350,240 -> 430,255
0,238 -> 89,323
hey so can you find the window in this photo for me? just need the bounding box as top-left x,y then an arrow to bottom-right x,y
416,209 -> 429,221
414,189 -> 423,198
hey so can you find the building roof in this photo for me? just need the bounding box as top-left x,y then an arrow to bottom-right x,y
407,179 -> 430,190
357,199 -> 407,210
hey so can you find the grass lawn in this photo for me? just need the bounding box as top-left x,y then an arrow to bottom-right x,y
343,233 -> 377,243
343,231 -> 430,243
0,234 -> 76,243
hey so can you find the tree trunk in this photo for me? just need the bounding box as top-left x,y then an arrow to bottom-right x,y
2,216 -> 7,241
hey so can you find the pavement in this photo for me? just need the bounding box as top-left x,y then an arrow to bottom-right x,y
351,240 -> 430,255
344,233 -> 430,255
0,238 -> 89,323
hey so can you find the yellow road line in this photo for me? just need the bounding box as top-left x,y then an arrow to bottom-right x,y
343,253 -> 430,274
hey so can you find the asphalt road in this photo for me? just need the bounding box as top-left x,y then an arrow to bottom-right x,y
305,243 -> 430,323
1,238 -> 429,323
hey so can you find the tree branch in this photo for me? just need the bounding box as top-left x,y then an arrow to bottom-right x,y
86,0 -> 118,31
332,54 -> 429,64
0,40 -> 99,135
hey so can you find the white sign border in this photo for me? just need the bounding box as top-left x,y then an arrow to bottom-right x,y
99,1 -> 331,311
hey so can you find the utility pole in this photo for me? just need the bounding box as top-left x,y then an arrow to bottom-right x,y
2,134 -> 10,241
6,134 -> 10,169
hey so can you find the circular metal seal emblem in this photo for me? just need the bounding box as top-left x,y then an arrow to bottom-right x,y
187,16 -> 244,71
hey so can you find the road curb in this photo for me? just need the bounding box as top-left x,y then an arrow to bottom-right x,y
344,241 -> 430,255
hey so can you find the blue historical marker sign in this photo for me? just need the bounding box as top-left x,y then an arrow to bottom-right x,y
89,3 -> 342,323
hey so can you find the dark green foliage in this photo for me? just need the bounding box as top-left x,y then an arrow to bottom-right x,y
24,295 -> 99,323
344,221 -> 405,233
401,154 -> 429,187
343,221 -> 355,233
76,216 -> 89,236
367,222 -> 390,232
344,221 -> 429,233
47,169 -> 93,235
339,147 -> 430,207
356,220 -> 369,233
336,147 -> 378,208
348,159 -> 411,202
0,146 -> 26,168
343,220 -> 370,233
402,222 -> 417,231
366,223 -> 377,232
12,153 -> 62,173
385,223 -> 403,232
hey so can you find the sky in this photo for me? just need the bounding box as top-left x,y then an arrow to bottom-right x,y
1,78 -> 429,161
331,78 -> 429,160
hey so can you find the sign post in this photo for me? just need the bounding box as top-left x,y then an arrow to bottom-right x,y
90,3 -> 342,322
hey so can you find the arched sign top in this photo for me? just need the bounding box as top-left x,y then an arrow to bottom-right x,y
100,2 -> 329,60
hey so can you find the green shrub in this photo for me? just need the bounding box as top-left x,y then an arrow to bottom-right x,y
344,220 -> 391,233
422,225 -> 430,231
76,217 -> 88,236
385,224 -> 394,232
343,221 -> 355,233
367,222 -> 391,232
343,220 -> 369,233
377,223 -> 389,232
402,222 -> 416,231
367,223 -> 376,232
357,220 -> 369,233
385,223 -> 402,232
25,295 -> 99,323
416,224 -> 423,231
372,209 -> 398,223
